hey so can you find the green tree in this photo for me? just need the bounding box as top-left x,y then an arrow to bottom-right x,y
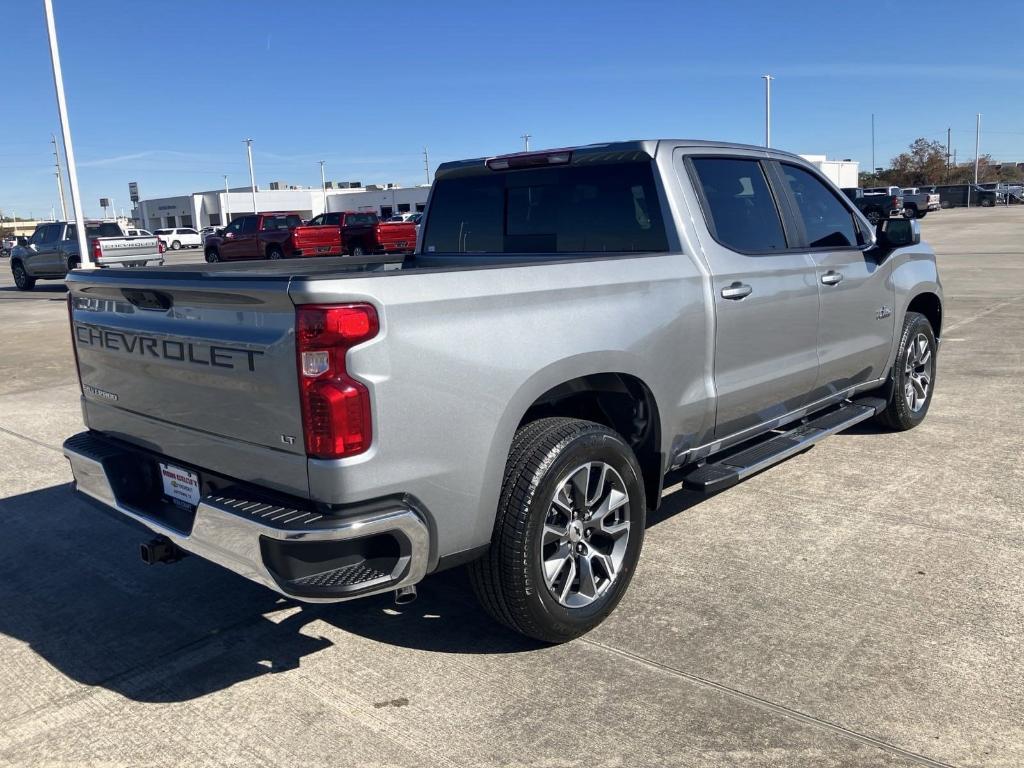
888,138 -> 948,186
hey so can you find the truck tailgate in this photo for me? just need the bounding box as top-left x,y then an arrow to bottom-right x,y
376,221 -> 416,252
292,225 -> 341,255
96,235 -> 162,263
67,268 -> 309,497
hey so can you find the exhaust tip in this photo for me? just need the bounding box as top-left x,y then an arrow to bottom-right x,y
393,585 -> 417,605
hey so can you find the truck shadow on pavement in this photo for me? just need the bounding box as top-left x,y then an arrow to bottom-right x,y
0,479 -> 702,703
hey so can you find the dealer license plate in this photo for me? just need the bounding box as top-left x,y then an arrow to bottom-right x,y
159,463 -> 201,509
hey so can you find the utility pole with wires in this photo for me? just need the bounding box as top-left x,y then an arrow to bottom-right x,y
423,147 -> 430,186
243,138 -> 257,214
319,160 -> 327,214
51,133 -> 67,219
43,0 -> 90,267
521,134 -> 531,152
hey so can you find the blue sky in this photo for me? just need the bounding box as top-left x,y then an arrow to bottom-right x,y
3,0 -> 1023,219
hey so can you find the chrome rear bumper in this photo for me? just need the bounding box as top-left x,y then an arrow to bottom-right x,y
63,432 -> 429,603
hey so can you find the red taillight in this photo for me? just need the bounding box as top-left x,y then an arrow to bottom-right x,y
295,304 -> 379,459
91,238 -> 101,263
158,239 -> 166,254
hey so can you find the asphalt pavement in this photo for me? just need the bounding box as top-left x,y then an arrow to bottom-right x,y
0,208 -> 1021,767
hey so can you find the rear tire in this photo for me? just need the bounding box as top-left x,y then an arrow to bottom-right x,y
267,246 -> 284,260
875,312 -> 936,431
903,206 -> 917,219
866,209 -> 881,225
981,198 -> 994,207
350,244 -> 365,257
940,200 -> 951,209
11,260 -> 35,291
469,417 -> 646,643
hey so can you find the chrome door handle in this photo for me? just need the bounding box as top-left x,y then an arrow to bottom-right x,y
721,282 -> 753,300
821,270 -> 844,286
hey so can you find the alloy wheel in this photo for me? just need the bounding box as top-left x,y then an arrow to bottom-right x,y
542,461 -> 631,609
903,332 -> 933,412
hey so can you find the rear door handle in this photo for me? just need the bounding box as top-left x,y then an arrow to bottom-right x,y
721,282 -> 753,300
821,270 -> 844,286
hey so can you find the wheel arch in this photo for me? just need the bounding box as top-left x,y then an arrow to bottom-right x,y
906,291 -> 943,338
513,369 -> 665,512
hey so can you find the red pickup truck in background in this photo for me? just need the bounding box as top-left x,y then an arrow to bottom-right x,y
203,212 -> 341,262
308,211 -> 417,256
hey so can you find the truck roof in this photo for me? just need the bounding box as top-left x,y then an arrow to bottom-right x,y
435,139 -> 810,179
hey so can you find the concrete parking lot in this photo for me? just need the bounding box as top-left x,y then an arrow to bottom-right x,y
0,208 -> 1021,767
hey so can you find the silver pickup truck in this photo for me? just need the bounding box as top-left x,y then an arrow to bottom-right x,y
900,187 -> 941,219
63,140 -> 942,642
10,221 -> 164,290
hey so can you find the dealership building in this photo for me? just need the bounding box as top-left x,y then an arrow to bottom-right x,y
135,183 -> 431,231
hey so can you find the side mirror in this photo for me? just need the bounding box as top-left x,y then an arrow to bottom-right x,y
879,217 -> 920,249
17,237 -> 28,246
224,231 -> 235,239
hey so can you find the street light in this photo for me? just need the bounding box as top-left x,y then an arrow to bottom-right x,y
43,0 -> 90,267
243,138 -> 257,214
762,74 -> 773,148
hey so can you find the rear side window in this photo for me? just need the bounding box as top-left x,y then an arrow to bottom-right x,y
345,213 -> 376,226
690,157 -> 787,252
780,164 -> 859,248
422,161 -> 668,254
240,216 -> 258,234
261,216 -> 290,231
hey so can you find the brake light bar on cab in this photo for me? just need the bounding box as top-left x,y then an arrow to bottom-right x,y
295,303 -> 379,459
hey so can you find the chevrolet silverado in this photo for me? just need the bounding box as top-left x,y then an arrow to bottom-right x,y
11,221 -> 164,290
63,140 -> 942,642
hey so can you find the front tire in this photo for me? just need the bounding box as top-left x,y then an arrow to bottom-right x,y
205,249 -> 220,263
469,417 -> 646,643
875,311 -> 936,431
171,240 -> 181,250
12,260 -> 35,291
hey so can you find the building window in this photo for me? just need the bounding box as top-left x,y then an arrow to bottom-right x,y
181,215 -> 193,227
165,216 -> 176,227
208,213 -> 221,226
380,206 -> 393,219
415,203 -> 426,212
397,203 -> 411,213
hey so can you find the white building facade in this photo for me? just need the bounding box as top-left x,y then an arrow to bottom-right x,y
799,155 -> 860,189
136,184 -> 431,231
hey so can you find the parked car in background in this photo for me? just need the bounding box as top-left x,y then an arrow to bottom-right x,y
125,228 -> 153,238
899,188 -> 940,219
63,140 -> 943,643
841,187 -> 899,224
154,227 -> 203,250
10,220 -> 164,290
199,226 -> 223,242
386,212 -> 418,222
926,184 -> 1002,208
1,235 -> 17,256
307,211 -> 417,255
203,212 -> 342,262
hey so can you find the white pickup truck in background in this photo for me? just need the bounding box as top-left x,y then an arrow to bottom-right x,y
900,188 -> 941,219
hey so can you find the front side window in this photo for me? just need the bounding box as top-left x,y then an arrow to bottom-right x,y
33,225 -> 59,245
780,164 -> 859,248
223,219 -> 243,235
690,157 -> 787,252
423,161 -> 668,254
324,213 -> 341,226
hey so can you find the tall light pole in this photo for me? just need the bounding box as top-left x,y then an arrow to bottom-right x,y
319,160 -> 327,214
974,113 -> 981,185
223,174 -> 230,225
43,0 -> 91,268
870,113 -> 875,175
243,138 -> 257,214
762,74 -> 773,148
423,147 -> 430,186
521,134 -> 531,152
51,133 -> 67,219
